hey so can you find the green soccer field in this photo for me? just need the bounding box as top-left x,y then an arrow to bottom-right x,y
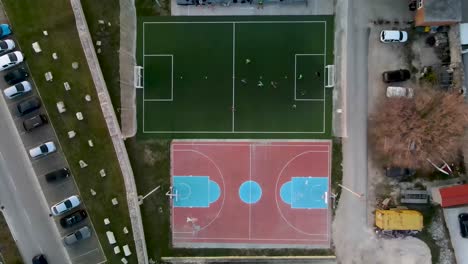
136,16 -> 334,139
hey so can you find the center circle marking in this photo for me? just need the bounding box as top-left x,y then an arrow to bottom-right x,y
239,180 -> 262,204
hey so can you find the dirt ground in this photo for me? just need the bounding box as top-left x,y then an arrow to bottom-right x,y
332,0 -> 445,262
362,20 -> 454,264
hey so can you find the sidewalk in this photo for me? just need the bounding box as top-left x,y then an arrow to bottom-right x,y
171,0 -> 333,16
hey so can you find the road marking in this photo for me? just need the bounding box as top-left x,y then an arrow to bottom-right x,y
70,248 -> 100,261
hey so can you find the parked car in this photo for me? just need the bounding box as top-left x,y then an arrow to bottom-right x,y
385,167 -> 416,179
382,69 -> 411,83
64,225 -> 91,245
459,213 -> 468,238
380,30 -> 408,43
0,51 -> 23,71
29,141 -> 56,158
17,96 -> 41,115
4,67 -> 28,85
3,80 -> 31,99
0,24 -> 12,38
32,254 -> 48,264
60,209 -> 88,228
23,114 -> 48,132
50,195 -> 80,216
386,86 -> 414,98
0,39 -> 15,54
45,167 -> 70,183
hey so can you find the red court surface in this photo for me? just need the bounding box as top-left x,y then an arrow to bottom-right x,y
171,140 -> 331,248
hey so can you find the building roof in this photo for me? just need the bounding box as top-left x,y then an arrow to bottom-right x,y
439,184 -> 468,207
423,0 -> 462,23
375,209 -> 423,231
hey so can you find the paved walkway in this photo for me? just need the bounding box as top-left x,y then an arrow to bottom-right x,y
171,0 -> 333,15
70,0 -> 148,263
119,0 -> 137,138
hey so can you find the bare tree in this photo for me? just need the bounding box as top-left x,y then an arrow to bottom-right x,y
369,88 -> 468,170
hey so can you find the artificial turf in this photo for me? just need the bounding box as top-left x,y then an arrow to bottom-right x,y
137,16 -> 334,139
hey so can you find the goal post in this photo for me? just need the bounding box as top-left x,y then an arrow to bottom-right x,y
325,65 -> 335,88
134,65 -> 143,88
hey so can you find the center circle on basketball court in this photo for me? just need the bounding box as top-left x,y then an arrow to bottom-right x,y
239,181 -> 262,204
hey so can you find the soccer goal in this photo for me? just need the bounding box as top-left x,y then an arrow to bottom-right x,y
134,66 -> 144,89
325,65 -> 335,88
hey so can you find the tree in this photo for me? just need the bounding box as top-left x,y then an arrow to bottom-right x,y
369,88 -> 468,170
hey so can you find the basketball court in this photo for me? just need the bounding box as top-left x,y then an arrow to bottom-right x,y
170,140 -> 331,248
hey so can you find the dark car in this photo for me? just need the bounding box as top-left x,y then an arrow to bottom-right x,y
4,67 -> 28,85
45,168 -> 70,183
32,254 -> 48,264
23,114 -> 48,132
60,209 -> 88,228
382,69 -> 411,83
385,167 -> 416,179
17,96 -> 41,115
459,213 -> 468,238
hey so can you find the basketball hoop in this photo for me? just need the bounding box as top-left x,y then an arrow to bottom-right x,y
166,186 -> 179,202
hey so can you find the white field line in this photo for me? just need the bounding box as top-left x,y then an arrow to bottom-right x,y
143,24 -> 145,132
142,20 -> 329,135
232,23 -> 236,132
323,21 -> 327,133
143,130 -> 326,134
294,54 -> 326,102
143,21 -> 327,24
141,55 -> 174,101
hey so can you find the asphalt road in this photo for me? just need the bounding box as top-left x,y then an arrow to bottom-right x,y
332,0 -> 370,261
0,93 -> 71,263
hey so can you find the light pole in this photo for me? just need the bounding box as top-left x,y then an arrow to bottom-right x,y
338,184 -> 364,198
138,185 -> 160,205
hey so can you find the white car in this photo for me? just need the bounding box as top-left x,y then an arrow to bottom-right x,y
380,30 -> 408,43
386,86 -> 414,98
0,51 -> 23,71
29,141 -> 56,158
50,195 -> 80,216
0,39 -> 15,54
3,81 -> 31,99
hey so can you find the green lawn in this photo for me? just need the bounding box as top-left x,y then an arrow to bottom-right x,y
2,1 -> 136,263
0,213 -> 23,264
331,138 -> 343,213
137,16 -> 334,139
136,0 -> 171,17
81,0 -> 121,123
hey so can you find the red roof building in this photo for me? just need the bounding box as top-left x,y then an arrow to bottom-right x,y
433,184 -> 468,207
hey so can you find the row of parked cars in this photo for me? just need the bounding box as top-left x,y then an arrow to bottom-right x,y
0,24 -> 92,264
380,29 -> 414,98
380,29 -> 416,182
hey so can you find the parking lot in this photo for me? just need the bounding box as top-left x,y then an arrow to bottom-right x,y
0,12 -> 106,264
2,83 -> 106,263
367,25 -> 413,113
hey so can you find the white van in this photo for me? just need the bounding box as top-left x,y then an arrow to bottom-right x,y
0,51 -> 23,72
